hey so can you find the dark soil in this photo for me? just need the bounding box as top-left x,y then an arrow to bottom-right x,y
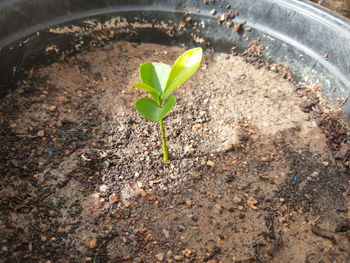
1,41 -> 350,263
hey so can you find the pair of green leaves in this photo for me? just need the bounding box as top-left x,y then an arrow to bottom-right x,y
133,47 -> 203,122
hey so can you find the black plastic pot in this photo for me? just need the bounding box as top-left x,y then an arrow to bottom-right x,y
1,0 -> 350,118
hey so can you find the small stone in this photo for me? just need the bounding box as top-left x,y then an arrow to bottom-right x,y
9,123 -> 17,128
247,196 -> 258,210
207,160 -> 215,167
210,9 -> 217,15
99,184 -> 108,192
270,65 -> 278,72
174,255 -> 184,261
137,182 -> 146,189
244,27 -> 252,32
224,140 -> 234,151
48,105 -> 57,111
148,196 -> 157,202
163,229 -> 170,238
299,100 -> 317,112
140,189 -> 147,197
199,110 -> 206,116
311,171 -> 319,177
58,96 -> 68,102
336,206 -> 348,212
138,226 -> 148,233
183,248 -> 192,257
155,253 -> 165,261
186,199 -> 193,206
322,161 -> 330,167
234,23 -> 242,32
232,195 -> 242,203
48,210 -> 57,217
40,235 -> 47,242
184,145 -> 195,154
108,194 -> 118,204
192,124 -> 202,131
237,205 -> 244,210
37,130 -> 45,137
87,237 -> 98,249
260,157 -> 269,162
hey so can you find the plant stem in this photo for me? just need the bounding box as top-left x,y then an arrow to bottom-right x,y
159,119 -> 169,161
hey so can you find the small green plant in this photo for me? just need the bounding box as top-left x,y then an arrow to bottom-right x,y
133,47 -> 203,161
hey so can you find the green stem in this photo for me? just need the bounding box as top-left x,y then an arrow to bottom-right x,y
159,119 -> 169,162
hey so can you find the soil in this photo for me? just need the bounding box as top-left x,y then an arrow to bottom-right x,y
1,40 -> 350,263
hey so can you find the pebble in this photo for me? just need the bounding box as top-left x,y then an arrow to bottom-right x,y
224,141 -> 234,151
311,171 -> 320,177
210,9 -> 217,15
155,253 -> 165,261
58,96 -> 68,102
260,156 -> 269,162
270,65 -> 278,72
9,123 -> 17,128
137,182 -> 146,189
108,194 -> 118,204
37,130 -> 45,137
232,195 -> 242,203
186,199 -> 193,206
48,105 -> 57,111
99,184 -> 108,192
237,205 -> 244,210
192,124 -> 202,131
174,255 -> 184,261
184,145 -> 195,153
163,229 -> 170,238
247,196 -> 258,210
48,210 -> 57,217
322,161 -> 330,167
207,160 -> 216,167
87,237 -> 98,249
183,248 -> 192,257
140,189 -> 147,197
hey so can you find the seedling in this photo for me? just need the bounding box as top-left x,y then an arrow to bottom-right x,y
133,47 -> 203,161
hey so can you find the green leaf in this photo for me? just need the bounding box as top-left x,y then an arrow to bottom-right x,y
133,83 -> 159,94
135,96 -> 176,122
139,62 -> 171,94
163,47 -> 202,99
133,83 -> 161,104
160,96 -> 176,119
